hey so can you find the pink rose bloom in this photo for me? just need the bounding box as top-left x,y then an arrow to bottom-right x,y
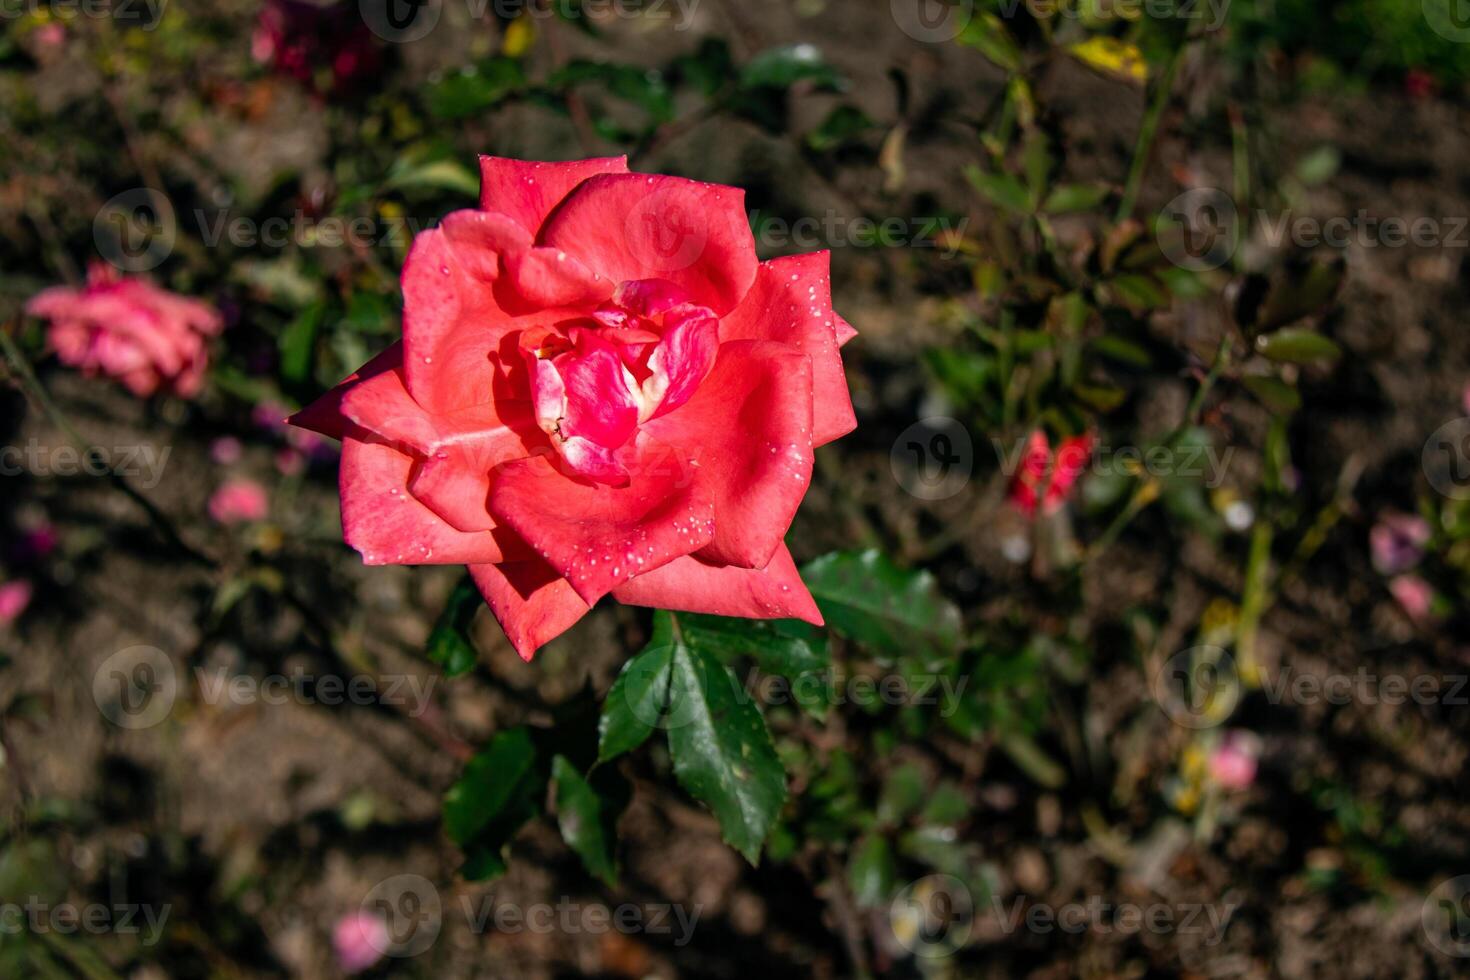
1370,512 -> 1430,575
26,263 -> 223,399
1208,731 -> 1260,791
211,436 -> 244,466
209,479 -> 270,525
332,911 -> 389,974
1389,574 -> 1435,622
0,581 -> 33,627
252,0 -> 381,94
291,156 -> 858,659
1009,430 -> 1094,517
33,22 -> 66,50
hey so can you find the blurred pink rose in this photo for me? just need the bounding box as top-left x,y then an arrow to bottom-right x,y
252,0 -> 381,95
332,911 -> 389,974
1389,574 -> 1435,622
274,447 -> 306,476
33,22 -> 66,50
0,581 -> 33,627
252,400 -> 292,437
210,436 -> 244,466
1208,731 -> 1260,791
209,479 -> 270,525
1369,512 -> 1430,576
25,263 -> 223,399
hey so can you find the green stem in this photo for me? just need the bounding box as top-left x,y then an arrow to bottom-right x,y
1115,42 -> 1186,224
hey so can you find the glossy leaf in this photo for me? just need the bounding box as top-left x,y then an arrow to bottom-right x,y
1255,328 -> 1343,364
426,575 -> 481,679
800,551 -> 963,661
551,756 -> 624,886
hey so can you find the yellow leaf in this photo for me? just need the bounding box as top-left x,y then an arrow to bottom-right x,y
1067,36 -> 1148,84
502,15 -> 536,58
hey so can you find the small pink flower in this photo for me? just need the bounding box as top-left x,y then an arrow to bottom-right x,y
25,263 -> 223,399
1208,731 -> 1260,791
15,525 -> 58,563
1389,574 -> 1435,622
274,447 -> 306,476
210,436 -> 244,466
1009,430 -> 1094,517
0,581 -> 33,627
1370,512 -> 1430,576
1405,68 -> 1435,101
33,22 -> 66,50
332,911 -> 389,974
209,479 -> 270,525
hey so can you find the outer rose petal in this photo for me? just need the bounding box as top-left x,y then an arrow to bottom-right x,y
720,253 -> 856,447
478,155 -> 629,234
643,341 -> 813,569
401,212 -> 529,415
538,173 -> 758,316
288,342 -> 405,440
469,559 -> 590,662
834,314 -> 859,347
487,439 -> 715,606
612,545 -> 823,624
499,246 -> 614,313
339,435 -> 523,566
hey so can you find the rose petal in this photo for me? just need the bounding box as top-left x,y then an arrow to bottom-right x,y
498,246 -> 614,313
478,155 -> 629,234
644,340 -> 813,569
538,173 -> 758,315
469,559 -> 591,661
487,438 -> 714,605
289,341 -> 405,441
612,545 -> 823,624
719,253 -> 856,447
340,434 -> 524,566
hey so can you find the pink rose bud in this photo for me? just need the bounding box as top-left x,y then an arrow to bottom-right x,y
211,436 -> 244,466
1208,731 -> 1260,790
209,479 -> 270,525
1389,574 -> 1435,622
289,157 -> 857,661
333,912 -> 390,974
1369,512 -> 1430,575
1009,430 -> 1094,517
0,581 -> 33,627
25,263 -> 223,399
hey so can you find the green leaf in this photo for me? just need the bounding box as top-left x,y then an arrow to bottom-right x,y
1255,328 -> 1342,364
444,728 -> 545,879
552,756 -> 625,886
674,612 -> 830,718
806,105 -> 875,152
426,58 -> 526,119
664,614 -> 787,864
550,61 -> 675,123
920,781 -> 969,827
1107,274 -> 1170,310
426,576 -> 481,679
800,551 -> 963,661
597,618 -> 676,763
848,834 -> 896,909
278,301 -> 324,384
955,13 -> 1023,73
877,762 -> 926,826
1088,334 -> 1152,368
740,43 -> 842,90
964,165 -> 1031,214
1242,375 -> 1302,414
1042,183 -> 1110,214
385,157 -> 481,198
